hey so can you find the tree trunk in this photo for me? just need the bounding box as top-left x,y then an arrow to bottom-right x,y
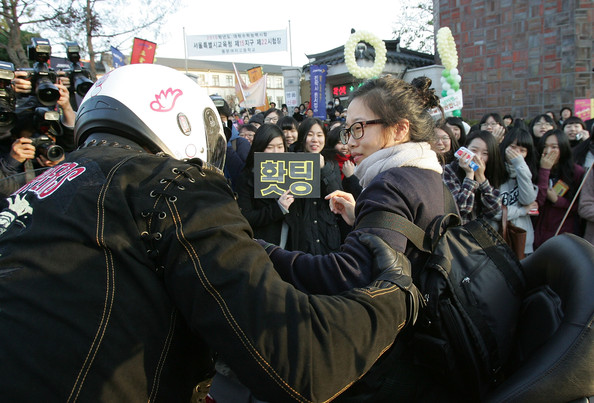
3,0 -> 29,67
85,0 -> 96,80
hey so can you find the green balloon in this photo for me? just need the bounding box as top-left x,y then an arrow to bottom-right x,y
452,109 -> 462,117
441,90 -> 447,97
442,69 -> 450,77
447,76 -> 455,85
452,83 -> 460,91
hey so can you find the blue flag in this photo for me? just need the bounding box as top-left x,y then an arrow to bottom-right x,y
310,65 -> 328,120
111,46 -> 125,68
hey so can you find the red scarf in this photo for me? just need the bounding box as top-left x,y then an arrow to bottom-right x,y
335,153 -> 352,180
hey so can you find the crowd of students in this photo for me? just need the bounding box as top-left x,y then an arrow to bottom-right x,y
223,100 -> 594,264
430,110 -> 594,252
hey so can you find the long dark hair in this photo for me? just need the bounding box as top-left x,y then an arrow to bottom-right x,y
537,129 -> 576,193
499,127 -> 538,184
244,124 -> 287,171
434,121 -> 460,166
528,114 -> 557,144
322,124 -> 346,161
445,116 -> 467,145
294,117 -> 326,153
458,130 -> 506,188
479,112 -> 504,127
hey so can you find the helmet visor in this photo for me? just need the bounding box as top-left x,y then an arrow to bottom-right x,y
203,107 -> 226,170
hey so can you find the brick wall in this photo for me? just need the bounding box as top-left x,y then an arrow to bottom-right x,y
437,0 -> 593,122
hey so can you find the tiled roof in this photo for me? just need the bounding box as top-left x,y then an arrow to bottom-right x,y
302,39 -> 434,72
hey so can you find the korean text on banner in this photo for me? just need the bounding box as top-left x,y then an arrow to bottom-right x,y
310,65 -> 328,120
574,99 -> 594,121
130,38 -> 156,64
253,153 -> 320,199
430,91 -> 464,118
187,30 -> 287,57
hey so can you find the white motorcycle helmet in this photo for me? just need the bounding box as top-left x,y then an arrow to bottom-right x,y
75,64 -> 226,169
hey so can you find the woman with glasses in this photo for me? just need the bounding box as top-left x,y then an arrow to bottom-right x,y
258,76 -> 446,399
262,76 -> 443,287
432,120 -> 460,166
528,114 -> 557,145
479,112 -> 507,143
263,107 -> 282,125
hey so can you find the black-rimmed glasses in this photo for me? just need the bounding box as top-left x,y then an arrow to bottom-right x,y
339,119 -> 385,144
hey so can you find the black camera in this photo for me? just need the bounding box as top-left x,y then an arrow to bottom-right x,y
65,42 -> 93,97
30,134 -> 64,162
0,61 -> 16,131
29,107 -> 64,161
26,38 -> 60,107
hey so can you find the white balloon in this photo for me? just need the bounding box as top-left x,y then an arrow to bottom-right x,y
455,74 -> 462,83
442,83 -> 451,91
451,68 -> 459,76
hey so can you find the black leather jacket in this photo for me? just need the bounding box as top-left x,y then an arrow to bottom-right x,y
0,135 -> 413,402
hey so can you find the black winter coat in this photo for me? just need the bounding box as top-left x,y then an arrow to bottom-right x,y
0,136 -> 413,402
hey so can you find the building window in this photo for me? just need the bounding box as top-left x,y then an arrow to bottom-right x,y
276,77 -> 283,88
212,75 -> 219,86
197,74 -> 205,86
226,75 -> 233,87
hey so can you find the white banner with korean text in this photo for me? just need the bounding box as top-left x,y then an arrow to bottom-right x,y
429,90 -> 464,118
187,30 -> 287,57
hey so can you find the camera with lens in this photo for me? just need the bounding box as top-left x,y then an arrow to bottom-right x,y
0,61 -> 16,132
64,42 -> 93,97
25,37 -> 60,107
29,107 -> 64,161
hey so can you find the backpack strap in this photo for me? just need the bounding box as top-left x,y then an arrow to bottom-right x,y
355,211 -> 431,253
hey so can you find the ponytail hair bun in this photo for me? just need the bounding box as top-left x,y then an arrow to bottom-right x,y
411,76 -> 440,110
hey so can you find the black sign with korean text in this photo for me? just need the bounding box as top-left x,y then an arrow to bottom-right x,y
253,153 -> 320,198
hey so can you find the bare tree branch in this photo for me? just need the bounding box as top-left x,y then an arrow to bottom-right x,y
392,0 -> 434,54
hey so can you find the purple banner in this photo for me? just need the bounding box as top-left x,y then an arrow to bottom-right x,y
310,65 -> 328,120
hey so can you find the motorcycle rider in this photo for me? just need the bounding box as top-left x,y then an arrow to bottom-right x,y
0,64 -> 418,402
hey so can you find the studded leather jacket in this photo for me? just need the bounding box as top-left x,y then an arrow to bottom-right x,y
0,134 -> 413,402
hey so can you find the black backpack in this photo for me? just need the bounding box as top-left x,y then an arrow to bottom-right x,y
348,211 -> 526,401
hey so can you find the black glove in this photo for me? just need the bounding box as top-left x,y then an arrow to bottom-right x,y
357,232 -> 424,327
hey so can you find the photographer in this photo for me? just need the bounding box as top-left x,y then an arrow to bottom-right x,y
0,103 -> 67,197
13,71 -> 76,151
